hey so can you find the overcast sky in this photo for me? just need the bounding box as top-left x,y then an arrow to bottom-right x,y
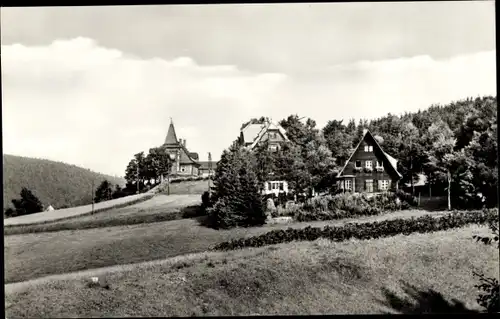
1,2 -> 496,177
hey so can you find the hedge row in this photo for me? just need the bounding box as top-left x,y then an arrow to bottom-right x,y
170,176 -> 210,183
212,208 -> 499,251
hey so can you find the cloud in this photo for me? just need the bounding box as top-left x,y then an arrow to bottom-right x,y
1,38 -> 496,176
1,38 -> 287,176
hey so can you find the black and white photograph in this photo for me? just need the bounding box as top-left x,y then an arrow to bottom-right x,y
2,1 -> 498,316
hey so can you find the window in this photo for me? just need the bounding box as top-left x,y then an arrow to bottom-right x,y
181,167 -> 186,172
268,182 -> 272,190
376,160 -> 383,168
379,180 -> 389,191
269,145 -> 278,152
365,180 -> 374,192
364,145 -> 373,152
365,160 -> 373,169
345,180 -> 352,190
279,182 -> 284,191
355,160 -> 362,168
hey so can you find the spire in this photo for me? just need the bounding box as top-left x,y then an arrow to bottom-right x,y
164,119 -> 178,145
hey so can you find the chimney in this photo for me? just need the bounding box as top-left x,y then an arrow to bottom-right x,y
183,139 -> 186,148
179,138 -> 183,146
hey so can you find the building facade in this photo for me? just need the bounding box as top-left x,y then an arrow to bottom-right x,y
240,120 -> 290,195
336,129 -> 402,193
162,120 -> 201,176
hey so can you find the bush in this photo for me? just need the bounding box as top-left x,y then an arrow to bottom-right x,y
201,191 -> 212,212
395,190 -> 418,208
294,191 -> 418,222
212,208 -> 498,251
472,220 -> 499,313
207,147 -> 266,229
207,197 -> 243,229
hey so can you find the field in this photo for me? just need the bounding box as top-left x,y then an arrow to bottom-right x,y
5,225 -> 497,317
165,179 -> 213,195
3,209 -> 453,284
4,192 -> 155,227
4,194 -> 202,235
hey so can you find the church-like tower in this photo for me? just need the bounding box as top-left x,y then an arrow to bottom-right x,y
162,119 -> 200,176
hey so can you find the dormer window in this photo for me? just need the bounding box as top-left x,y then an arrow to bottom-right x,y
365,160 -> 373,169
364,145 -> 373,152
376,160 -> 383,168
355,160 -> 362,168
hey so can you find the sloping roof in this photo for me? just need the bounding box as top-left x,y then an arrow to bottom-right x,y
242,123 -> 266,144
244,121 -> 289,149
164,120 -> 178,145
189,152 -> 199,160
45,205 -> 54,211
337,129 -> 402,179
179,144 -> 200,166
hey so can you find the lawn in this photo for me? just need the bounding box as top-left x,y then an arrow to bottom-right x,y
5,225 -> 497,317
163,179 -> 213,195
4,194 -> 202,235
3,209 -> 455,284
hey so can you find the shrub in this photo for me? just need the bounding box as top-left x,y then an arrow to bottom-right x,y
207,147 -> 266,229
212,208 -> 499,251
201,191 -> 213,213
395,189 -> 418,208
207,198 -> 243,229
472,220 -> 499,313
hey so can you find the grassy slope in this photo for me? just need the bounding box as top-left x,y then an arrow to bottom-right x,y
5,226 -> 497,317
164,179 -> 213,195
4,209 -> 450,284
4,194 -> 202,235
3,154 -> 125,211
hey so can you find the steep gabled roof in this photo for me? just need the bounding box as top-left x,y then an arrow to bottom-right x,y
179,144 -> 200,166
247,121 -> 289,149
241,123 -> 267,144
189,152 -> 199,160
337,129 -> 402,179
164,120 -> 178,145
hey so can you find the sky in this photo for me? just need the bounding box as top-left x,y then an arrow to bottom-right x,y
1,2 -> 496,177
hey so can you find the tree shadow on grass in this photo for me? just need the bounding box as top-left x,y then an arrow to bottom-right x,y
379,281 -> 479,314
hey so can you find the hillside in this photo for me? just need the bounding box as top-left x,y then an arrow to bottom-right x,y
3,154 -> 125,211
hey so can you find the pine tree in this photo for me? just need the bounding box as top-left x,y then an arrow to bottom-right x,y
10,187 -> 43,217
94,180 -> 113,203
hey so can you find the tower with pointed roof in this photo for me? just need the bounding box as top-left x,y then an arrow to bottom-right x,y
161,119 -> 200,176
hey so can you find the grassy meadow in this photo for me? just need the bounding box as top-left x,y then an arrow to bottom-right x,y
5,225 -> 497,317
3,209 -> 456,284
4,194 -> 202,235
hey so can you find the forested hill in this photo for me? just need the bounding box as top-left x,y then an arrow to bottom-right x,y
3,154 -> 126,210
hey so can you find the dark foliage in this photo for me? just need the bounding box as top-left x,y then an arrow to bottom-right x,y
94,180 -> 113,203
294,192 -> 417,222
472,220 -> 500,313
207,147 -> 266,229
7,187 -> 44,217
213,209 -> 498,251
